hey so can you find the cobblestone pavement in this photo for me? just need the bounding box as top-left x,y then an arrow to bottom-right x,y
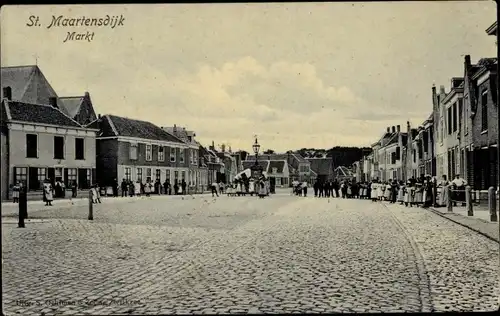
2,195 -> 498,315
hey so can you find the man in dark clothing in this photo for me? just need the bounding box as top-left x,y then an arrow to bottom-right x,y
174,181 -> 179,195
112,179 -> 118,197
121,179 -> 128,197
313,180 -> 319,197
318,182 -> 324,198
333,181 -> 340,198
71,180 -> 78,198
163,180 -> 171,195
324,182 -> 330,198
181,180 -> 187,195
391,180 -> 398,203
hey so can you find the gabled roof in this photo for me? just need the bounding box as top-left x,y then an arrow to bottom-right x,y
335,166 -> 353,177
269,160 -> 286,173
242,160 -> 269,172
1,65 -> 58,105
3,100 -> 82,128
58,96 -> 84,118
386,133 -> 399,146
162,126 -> 196,143
306,157 -> 333,176
246,152 -> 309,164
103,115 -> 184,143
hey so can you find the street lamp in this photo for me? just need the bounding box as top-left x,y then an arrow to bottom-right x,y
252,137 -> 261,164
251,137 -> 263,179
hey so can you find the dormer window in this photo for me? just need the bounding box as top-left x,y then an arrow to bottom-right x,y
188,136 -> 192,142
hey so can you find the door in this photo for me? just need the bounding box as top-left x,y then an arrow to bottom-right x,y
78,168 -> 88,189
269,177 -> 276,194
48,168 -> 55,185
28,167 -> 38,190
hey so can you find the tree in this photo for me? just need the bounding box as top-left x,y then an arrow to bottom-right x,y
263,149 -> 275,154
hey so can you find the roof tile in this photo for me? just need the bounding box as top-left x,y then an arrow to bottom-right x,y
106,115 -> 184,143
5,100 -> 81,128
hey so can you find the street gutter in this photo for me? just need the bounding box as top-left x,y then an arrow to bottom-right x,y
428,207 -> 499,243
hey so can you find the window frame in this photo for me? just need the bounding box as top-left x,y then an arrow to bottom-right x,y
137,168 -> 143,183
75,138 -> 85,160
145,144 -> 152,161
129,143 -> 138,160
180,148 -> 185,163
170,148 -> 176,162
481,90 -> 488,132
125,167 -> 131,181
53,136 -> 65,160
14,167 -> 28,186
158,146 -> 165,162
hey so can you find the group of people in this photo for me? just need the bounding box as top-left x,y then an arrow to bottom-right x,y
118,178 -> 189,198
292,181 -> 309,197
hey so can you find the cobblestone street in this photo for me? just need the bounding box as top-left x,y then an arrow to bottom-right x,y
2,193 -> 499,315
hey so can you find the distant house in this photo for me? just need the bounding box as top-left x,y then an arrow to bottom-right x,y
1,93 -> 98,199
306,157 -> 334,182
241,159 -> 290,187
246,152 -> 312,184
92,115 -> 189,187
162,125 -> 202,191
334,166 -> 354,181
199,144 -> 224,185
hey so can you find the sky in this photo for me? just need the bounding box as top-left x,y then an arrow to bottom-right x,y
0,2 -> 497,153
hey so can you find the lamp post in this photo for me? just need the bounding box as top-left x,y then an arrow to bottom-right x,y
251,137 -> 263,179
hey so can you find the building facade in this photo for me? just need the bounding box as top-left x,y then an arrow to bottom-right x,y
1,95 -> 98,199
93,115 -> 190,188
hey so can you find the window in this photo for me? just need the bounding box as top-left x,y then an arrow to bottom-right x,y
391,152 -> 396,164
174,171 -> 179,181
137,168 -> 143,182
464,96 -> 469,133
395,147 -> 401,160
181,171 -> 186,181
170,148 -> 176,162
14,167 -> 28,186
54,136 -> 65,159
156,169 -> 161,181
130,143 -> 138,160
458,99 -> 463,132
146,168 -> 152,182
86,169 -> 91,187
125,167 -> 131,181
146,144 -> 152,161
75,138 -> 85,160
190,150 -> 194,164
194,150 -> 198,165
481,90 -> 488,132
37,168 -> 46,186
166,170 -> 171,182
26,134 -> 38,158
65,168 -> 77,187
452,102 -> 457,132
272,167 -> 278,174
180,149 -> 185,163
158,146 -> 165,162
447,107 -> 452,135
413,149 -> 416,163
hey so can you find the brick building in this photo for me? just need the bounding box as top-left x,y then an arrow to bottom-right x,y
92,115 -> 189,188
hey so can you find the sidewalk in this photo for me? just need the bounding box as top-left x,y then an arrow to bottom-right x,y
1,192 -> 214,217
429,205 -> 499,242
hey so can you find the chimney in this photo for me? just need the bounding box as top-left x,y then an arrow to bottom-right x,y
2,86 -> 12,100
173,124 -> 177,134
396,125 -> 400,132
49,97 -> 58,108
465,55 -> 471,69
98,114 -> 101,119
84,91 -> 90,98
439,85 -> 445,95
391,126 -> 396,133
386,127 -> 390,133
221,144 -> 226,152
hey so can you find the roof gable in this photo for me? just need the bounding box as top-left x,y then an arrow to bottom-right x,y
269,160 -> 286,173
306,158 -> 333,175
242,160 -> 270,172
59,96 -> 83,118
106,115 -> 184,143
5,100 -> 82,128
1,65 -> 58,105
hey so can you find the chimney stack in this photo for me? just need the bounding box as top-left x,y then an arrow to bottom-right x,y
84,91 -> 90,98
2,86 -> 12,100
391,126 -> 396,133
439,85 -> 445,95
98,114 -> 101,119
386,127 -> 390,133
396,125 -> 400,132
465,55 -> 471,68
221,144 -> 226,152
173,124 -> 177,134
49,97 -> 58,108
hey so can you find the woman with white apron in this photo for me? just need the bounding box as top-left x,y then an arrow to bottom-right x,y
134,181 -> 142,196
377,183 -> 385,201
397,181 -> 405,204
384,182 -> 392,201
258,180 -> 267,198
438,176 -> 449,206
413,183 -> 423,206
370,182 -> 379,202
43,181 -> 54,206
404,181 -> 412,207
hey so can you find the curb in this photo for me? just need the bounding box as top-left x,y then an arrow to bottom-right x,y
427,207 -> 499,244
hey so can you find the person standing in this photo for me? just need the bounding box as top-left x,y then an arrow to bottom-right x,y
12,182 -> 20,203
144,180 -> 152,197
134,180 -> 142,197
121,179 -> 128,197
451,174 -> 467,206
438,175 -> 449,207
211,181 -> 219,197
71,180 -> 78,198
302,181 -> 308,197
181,180 -> 187,195
112,178 -> 119,197
43,179 -> 54,206
370,181 -> 378,202
313,180 -> 319,197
